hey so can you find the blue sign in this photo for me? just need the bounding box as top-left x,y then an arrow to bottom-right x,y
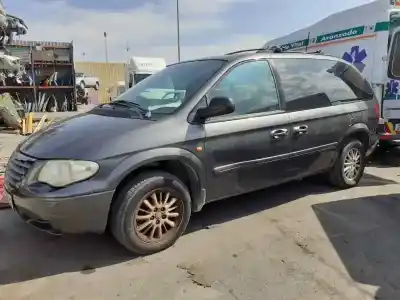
385,79 -> 399,99
342,46 -> 367,73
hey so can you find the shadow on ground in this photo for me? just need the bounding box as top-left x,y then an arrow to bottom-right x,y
313,194 -> 400,300
0,172 -> 396,286
368,146 -> 400,168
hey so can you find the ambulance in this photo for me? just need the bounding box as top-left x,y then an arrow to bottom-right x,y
264,0 -> 400,147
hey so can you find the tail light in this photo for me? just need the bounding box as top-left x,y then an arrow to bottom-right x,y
374,103 -> 380,121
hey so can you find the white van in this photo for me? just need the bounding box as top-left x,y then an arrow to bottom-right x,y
125,57 -> 166,90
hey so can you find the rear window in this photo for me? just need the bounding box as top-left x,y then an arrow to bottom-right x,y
272,58 -> 373,112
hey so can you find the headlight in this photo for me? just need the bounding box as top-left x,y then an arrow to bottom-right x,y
37,160 -> 99,188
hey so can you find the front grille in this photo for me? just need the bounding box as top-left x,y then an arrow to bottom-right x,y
4,151 -> 36,191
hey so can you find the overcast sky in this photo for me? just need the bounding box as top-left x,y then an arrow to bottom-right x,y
6,0 -> 376,63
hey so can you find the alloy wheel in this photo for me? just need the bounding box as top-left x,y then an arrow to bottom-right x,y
134,189 -> 184,243
343,148 -> 361,181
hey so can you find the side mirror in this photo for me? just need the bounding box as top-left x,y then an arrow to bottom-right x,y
194,96 -> 235,122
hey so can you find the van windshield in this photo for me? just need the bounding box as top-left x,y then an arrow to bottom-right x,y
114,59 -> 225,115
134,73 -> 151,84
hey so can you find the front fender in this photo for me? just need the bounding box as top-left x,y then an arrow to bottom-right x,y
108,147 -> 207,211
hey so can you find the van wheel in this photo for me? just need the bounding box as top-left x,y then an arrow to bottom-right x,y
94,82 -> 99,90
110,171 -> 191,255
328,140 -> 365,189
79,81 -> 85,90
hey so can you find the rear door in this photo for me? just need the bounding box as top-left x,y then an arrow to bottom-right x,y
203,59 -> 293,201
270,57 -> 364,178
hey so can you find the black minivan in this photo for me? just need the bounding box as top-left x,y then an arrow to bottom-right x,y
4,50 -> 379,255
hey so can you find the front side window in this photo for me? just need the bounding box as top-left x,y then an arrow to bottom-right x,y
114,59 -> 226,115
208,60 -> 280,117
273,58 -> 370,112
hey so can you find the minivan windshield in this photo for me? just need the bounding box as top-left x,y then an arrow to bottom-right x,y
113,59 -> 226,115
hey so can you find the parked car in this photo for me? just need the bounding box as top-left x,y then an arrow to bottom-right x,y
75,72 -> 99,90
4,50 -> 379,255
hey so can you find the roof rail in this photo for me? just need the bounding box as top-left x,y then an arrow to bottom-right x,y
225,48 -> 271,55
225,47 -> 324,55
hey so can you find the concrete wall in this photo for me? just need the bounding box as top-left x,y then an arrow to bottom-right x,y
75,62 -> 125,104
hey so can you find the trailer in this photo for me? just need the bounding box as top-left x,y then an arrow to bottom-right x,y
264,0 -> 400,146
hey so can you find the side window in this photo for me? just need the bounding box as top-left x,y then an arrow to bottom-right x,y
128,73 -> 134,88
209,60 -> 280,117
389,31 -> 400,78
273,58 -> 365,112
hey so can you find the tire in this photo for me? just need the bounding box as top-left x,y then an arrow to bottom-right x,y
110,171 -> 192,255
328,140 -> 365,189
94,82 -> 99,90
79,81 -> 85,90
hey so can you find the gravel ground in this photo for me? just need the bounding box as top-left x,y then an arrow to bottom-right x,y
0,147 -> 399,300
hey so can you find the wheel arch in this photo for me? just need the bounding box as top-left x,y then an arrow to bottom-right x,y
340,123 -> 370,152
108,148 -> 207,219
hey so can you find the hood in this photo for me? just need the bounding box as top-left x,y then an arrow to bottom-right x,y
19,111 -> 153,160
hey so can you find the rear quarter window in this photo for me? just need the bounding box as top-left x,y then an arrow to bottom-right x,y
272,58 -> 374,112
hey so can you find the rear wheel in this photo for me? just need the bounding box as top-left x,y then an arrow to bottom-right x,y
328,140 -> 365,189
94,82 -> 99,90
110,171 -> 191,255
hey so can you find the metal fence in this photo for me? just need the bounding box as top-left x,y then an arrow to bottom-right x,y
74,62 -> 125,104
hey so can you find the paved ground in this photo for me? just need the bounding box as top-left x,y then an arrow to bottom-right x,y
0,148 -> 400,300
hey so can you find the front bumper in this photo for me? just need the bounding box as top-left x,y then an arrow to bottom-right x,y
6,188 -> 114,234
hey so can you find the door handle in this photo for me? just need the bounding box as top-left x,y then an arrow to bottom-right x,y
271,128 -> 289,139
293,125 -> 308,135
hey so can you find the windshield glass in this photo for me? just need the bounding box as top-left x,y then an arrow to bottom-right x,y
134,73 -> 152,84
114,59 -> 226,115
76,72 -> 84,77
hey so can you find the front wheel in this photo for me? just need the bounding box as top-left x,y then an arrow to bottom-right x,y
110,171 -> 191,255
79,81 -> 85,90
328,140 -> 365,189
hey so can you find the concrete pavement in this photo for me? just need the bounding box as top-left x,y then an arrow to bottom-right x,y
0,149 -> 400,300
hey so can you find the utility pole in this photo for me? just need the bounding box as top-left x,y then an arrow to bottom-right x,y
176,0 -> 181,62
104,32 -> 109,63
126,42 -> 130,61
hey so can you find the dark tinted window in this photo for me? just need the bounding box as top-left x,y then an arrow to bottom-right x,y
273,58 -> 373,112
134,73 -> 151,84
209,60 -> 279,116
389,32 -> 400,78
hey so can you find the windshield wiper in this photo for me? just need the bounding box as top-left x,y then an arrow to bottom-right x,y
105,100 -> 149,116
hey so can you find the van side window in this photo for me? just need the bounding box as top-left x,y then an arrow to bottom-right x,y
208,60 -> 280,117
389,31 -> 400,78
273,58 -> 370,112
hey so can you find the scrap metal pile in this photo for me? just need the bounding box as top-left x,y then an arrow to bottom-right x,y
0,2 -> 77,131
0,3 -> 29,131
